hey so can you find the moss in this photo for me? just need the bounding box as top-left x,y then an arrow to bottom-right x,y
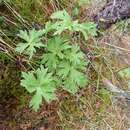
0,61 -> 27,110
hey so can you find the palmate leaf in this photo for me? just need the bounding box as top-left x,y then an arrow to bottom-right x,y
21,71 -> 38,93
16,29 -> 44,59
44,21 -> 54,34
57,61 -> 88,94
41,36 -> 71,70
63,78 -> 77,94
21,66 -> 57,111
56,43 -> 88,94
70,68 -> 87,87
52,22 -> 71,35
41,53 -> 59,70
57,60 -> 87,78
63,68 -> 87,94
57,61 -> 71,78
46,36 -> 71,58
30,88 -> 42,111
64,45 -> 85,65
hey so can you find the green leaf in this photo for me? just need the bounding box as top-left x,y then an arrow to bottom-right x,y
64,45 -> 85,65
46,36 -> 71,58
15,29 -> 44,59
44,21 -> 54,34
50,10 -> 73,35
51,10 -> 71,22
63,79 -> 77,94
21,72 -> 38,93
41,36 -> 71,70
21,66 -> 57,111
70,68 -> 87,87
29,88 -> 42,111
57,61 -> 88,94
63,70 -> 87,94
15,43 -> 28,54
41,53 -> 59,70
57,61 -> 71,78
118,68 -> 130,79
50,10 -> 97,40
73,22 -> 97,40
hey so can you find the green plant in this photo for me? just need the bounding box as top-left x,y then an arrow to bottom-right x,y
20,36 -> 88,111
57,45 -> 88,93
57,60 -> 87,94
15,29 -> 44,59
42,36 -> 88,94
50,10 -> 97,40
21,66 -> 57,111
15,10 -> 94,111
118,68 -> 130,79
41,36 -> 71,70
118,68 -> 130,91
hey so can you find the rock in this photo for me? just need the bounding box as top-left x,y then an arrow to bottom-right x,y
94,0 -> 130,29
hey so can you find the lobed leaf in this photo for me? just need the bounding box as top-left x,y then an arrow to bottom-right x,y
16,29 -> 44,59
20,66 -> 57,111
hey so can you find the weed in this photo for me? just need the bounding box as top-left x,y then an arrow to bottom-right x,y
14,9 -> 98,111
1,1 -> 130,129
15,29 -> 44,59
41,36 -> 71,70
21,66 -> 57,111
20,36 -> 88,111
50,10 -> 97,40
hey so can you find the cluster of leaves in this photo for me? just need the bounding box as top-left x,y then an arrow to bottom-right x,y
41,36 -> 88,94
16,10 -> 97,59
50,10 -> 97,40
15,10 -> 96,111
20,36 -> 88,111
